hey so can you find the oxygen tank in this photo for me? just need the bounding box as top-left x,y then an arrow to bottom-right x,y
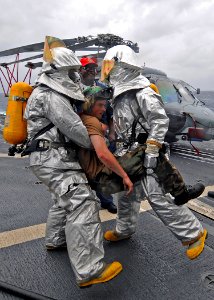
3,82 -> 33,145
150,83 -> 160,94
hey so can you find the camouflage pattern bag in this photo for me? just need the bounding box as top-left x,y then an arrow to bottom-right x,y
95,145 -> 185,197
117,145 -> 146,178
154,151 -> 185,197
95,146 -> 146,195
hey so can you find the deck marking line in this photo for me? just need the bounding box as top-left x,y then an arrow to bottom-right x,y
0,223 -> 46,248
0,201 -> 151,249
199,185 -> 214,197
0,153 -> 25,158
1,184 -> 214,249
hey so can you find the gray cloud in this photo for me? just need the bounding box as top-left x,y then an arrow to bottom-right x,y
0,0 -> 213,90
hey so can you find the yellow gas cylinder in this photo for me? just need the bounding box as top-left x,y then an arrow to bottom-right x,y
3,82 -> 33,145
150,83 -> 160,94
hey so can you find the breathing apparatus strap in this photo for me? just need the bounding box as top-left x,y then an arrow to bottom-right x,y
34,123 -> 55,140
128,95 -> 167,153
127,96 -> 149,147
21,122 -> 78,156
21,123 -> 54,156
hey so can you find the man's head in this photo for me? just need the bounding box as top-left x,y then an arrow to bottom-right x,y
80,57 -> 98,86
82,86 -> 112,119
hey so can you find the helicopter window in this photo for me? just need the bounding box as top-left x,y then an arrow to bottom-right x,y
184,86 -> 196,99
173,84 -> 182,99
180,82 -> 204,105
173,82 -> 196,104
155,79 -> 180,104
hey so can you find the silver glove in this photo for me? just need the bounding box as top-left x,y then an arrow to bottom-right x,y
144,154 -> 157,169
144,143 -> 160,170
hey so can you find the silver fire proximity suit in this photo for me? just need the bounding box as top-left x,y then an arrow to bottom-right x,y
102,45 -> 203,244
24,47 -> 105,284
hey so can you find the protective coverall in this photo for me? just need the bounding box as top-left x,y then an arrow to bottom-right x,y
24,46 -> 105,284
102,45 -> 204,245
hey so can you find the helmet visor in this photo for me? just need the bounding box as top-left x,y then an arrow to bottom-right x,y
100,60 -> 115,81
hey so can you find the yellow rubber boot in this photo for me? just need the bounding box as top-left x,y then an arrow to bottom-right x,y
186,229 -> 208,260
104,230 -> 131,242
79,262 -> 122,287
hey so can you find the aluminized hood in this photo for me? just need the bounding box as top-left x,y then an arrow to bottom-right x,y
36,47 -> 84,101
110,65 -> 150,100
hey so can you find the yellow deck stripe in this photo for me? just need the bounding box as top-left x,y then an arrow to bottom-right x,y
199,185 -> 214,197
1,185 -> 214,249
0,201 -> 151,249
0,223 -> 46,248
0,153 -> 24,158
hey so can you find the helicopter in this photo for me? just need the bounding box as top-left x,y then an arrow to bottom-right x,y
0,33 -> 214,144
142,67 -> 214,143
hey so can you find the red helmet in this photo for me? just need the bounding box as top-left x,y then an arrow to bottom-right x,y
80,56 -> 98,67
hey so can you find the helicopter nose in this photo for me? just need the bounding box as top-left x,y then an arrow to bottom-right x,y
184,105 -> 214,128
192,107 -> 214,140
199,107 -> 214,127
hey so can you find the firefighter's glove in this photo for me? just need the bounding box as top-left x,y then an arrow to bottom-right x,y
144,143 -> 161,170
144,154 -> 157,170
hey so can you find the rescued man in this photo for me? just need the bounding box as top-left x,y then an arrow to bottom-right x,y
78,86 -> 133,195
99,45 -> 207,260
24,36 -> 123,287
79,56 -> 118,213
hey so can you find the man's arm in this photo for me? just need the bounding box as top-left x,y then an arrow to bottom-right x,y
90,135 -> 133,195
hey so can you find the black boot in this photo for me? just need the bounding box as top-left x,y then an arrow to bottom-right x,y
174,183 -> 205,205
101,203 -> 117,214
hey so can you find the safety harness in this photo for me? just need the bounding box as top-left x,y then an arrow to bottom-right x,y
21,123 -> 76,157
125,96 -> 149,147
21,123 -> 54,156
126,96 -> 167,154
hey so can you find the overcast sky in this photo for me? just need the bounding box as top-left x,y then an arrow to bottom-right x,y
0,0 -> 214,90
